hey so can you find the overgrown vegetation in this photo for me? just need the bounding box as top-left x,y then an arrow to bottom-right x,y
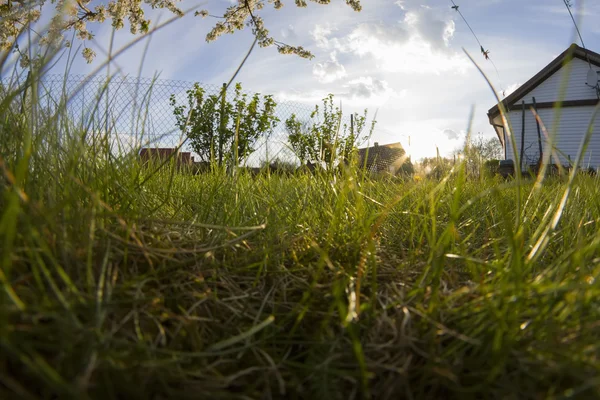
170,82 -> 278,166
286,94 -> 373,170
2,69 -> 600,399
418,134 -> 503,180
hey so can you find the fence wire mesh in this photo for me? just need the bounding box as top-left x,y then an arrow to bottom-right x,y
1,73 -> 351,167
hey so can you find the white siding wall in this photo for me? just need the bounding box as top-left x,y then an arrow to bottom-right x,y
512,58 -> 600,104
505,106 -> 600,169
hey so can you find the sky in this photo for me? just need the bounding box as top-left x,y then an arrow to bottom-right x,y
6,0 -> 600,160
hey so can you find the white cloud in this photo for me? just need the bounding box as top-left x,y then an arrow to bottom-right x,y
312,6 -> 470,75
280,25 -> 297,40
443,128 -> 460,140
504,82 -> 521,97
343,76 -> 401,105
312,54 -> 347,83
343,22 -> 410,53
276,76 -> 401,108
404,6 -> 455,50
311,24 -> 337,49
528,3 -> 598,17
275,89 -> 329,104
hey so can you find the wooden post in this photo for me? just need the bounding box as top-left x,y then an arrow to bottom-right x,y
218,82 -> 227,166
533,97 -> 543,167
503,127 -> 507,160
345,113 -> 354,165
520,100 -> 525,172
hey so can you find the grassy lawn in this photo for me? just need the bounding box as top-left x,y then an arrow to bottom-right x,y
2,80 -> 600,400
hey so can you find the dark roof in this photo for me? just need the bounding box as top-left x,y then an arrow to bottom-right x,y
487,43 -> 600,121
139,148 -> 193,163
140,148 -> 189,156
357,142 -> 407,172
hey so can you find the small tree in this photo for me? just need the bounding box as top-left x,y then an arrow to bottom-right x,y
419,156 -> 454,179
285,94 -> 372,170
471,134 -> 503,161
170,83 -> 278,167
454,133 -> 503,178
285,116 -> 315,165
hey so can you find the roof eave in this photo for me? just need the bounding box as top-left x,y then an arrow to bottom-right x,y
487,43 -> 600,120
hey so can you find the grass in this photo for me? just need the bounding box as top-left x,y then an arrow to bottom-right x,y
2,66 -> 600,399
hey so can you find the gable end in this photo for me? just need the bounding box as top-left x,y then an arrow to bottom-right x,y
487,44 -> 600,121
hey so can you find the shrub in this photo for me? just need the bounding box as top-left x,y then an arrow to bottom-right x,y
170,83 -> 278,167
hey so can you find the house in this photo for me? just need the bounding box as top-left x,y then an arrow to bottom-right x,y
139,148 -> 194,166
488,43 -> 600,172
357,142 -> 411,175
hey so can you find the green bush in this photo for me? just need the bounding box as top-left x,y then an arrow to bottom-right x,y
286,94 -> 374,170
170,83 -> 278,167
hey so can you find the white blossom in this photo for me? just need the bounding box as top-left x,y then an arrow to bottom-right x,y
82,47 -> 96,63
0,0 -> 361,65
19,54 -> 31,69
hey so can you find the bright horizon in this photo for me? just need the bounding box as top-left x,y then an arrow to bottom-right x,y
5,0 -> 600,160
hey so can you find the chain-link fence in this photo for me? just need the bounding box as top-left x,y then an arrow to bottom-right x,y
1,73 -> 354,167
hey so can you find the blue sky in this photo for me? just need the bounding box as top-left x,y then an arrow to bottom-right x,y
10,0 -> 600,159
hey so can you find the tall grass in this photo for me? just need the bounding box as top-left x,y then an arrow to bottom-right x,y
2,28 -> 600,400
